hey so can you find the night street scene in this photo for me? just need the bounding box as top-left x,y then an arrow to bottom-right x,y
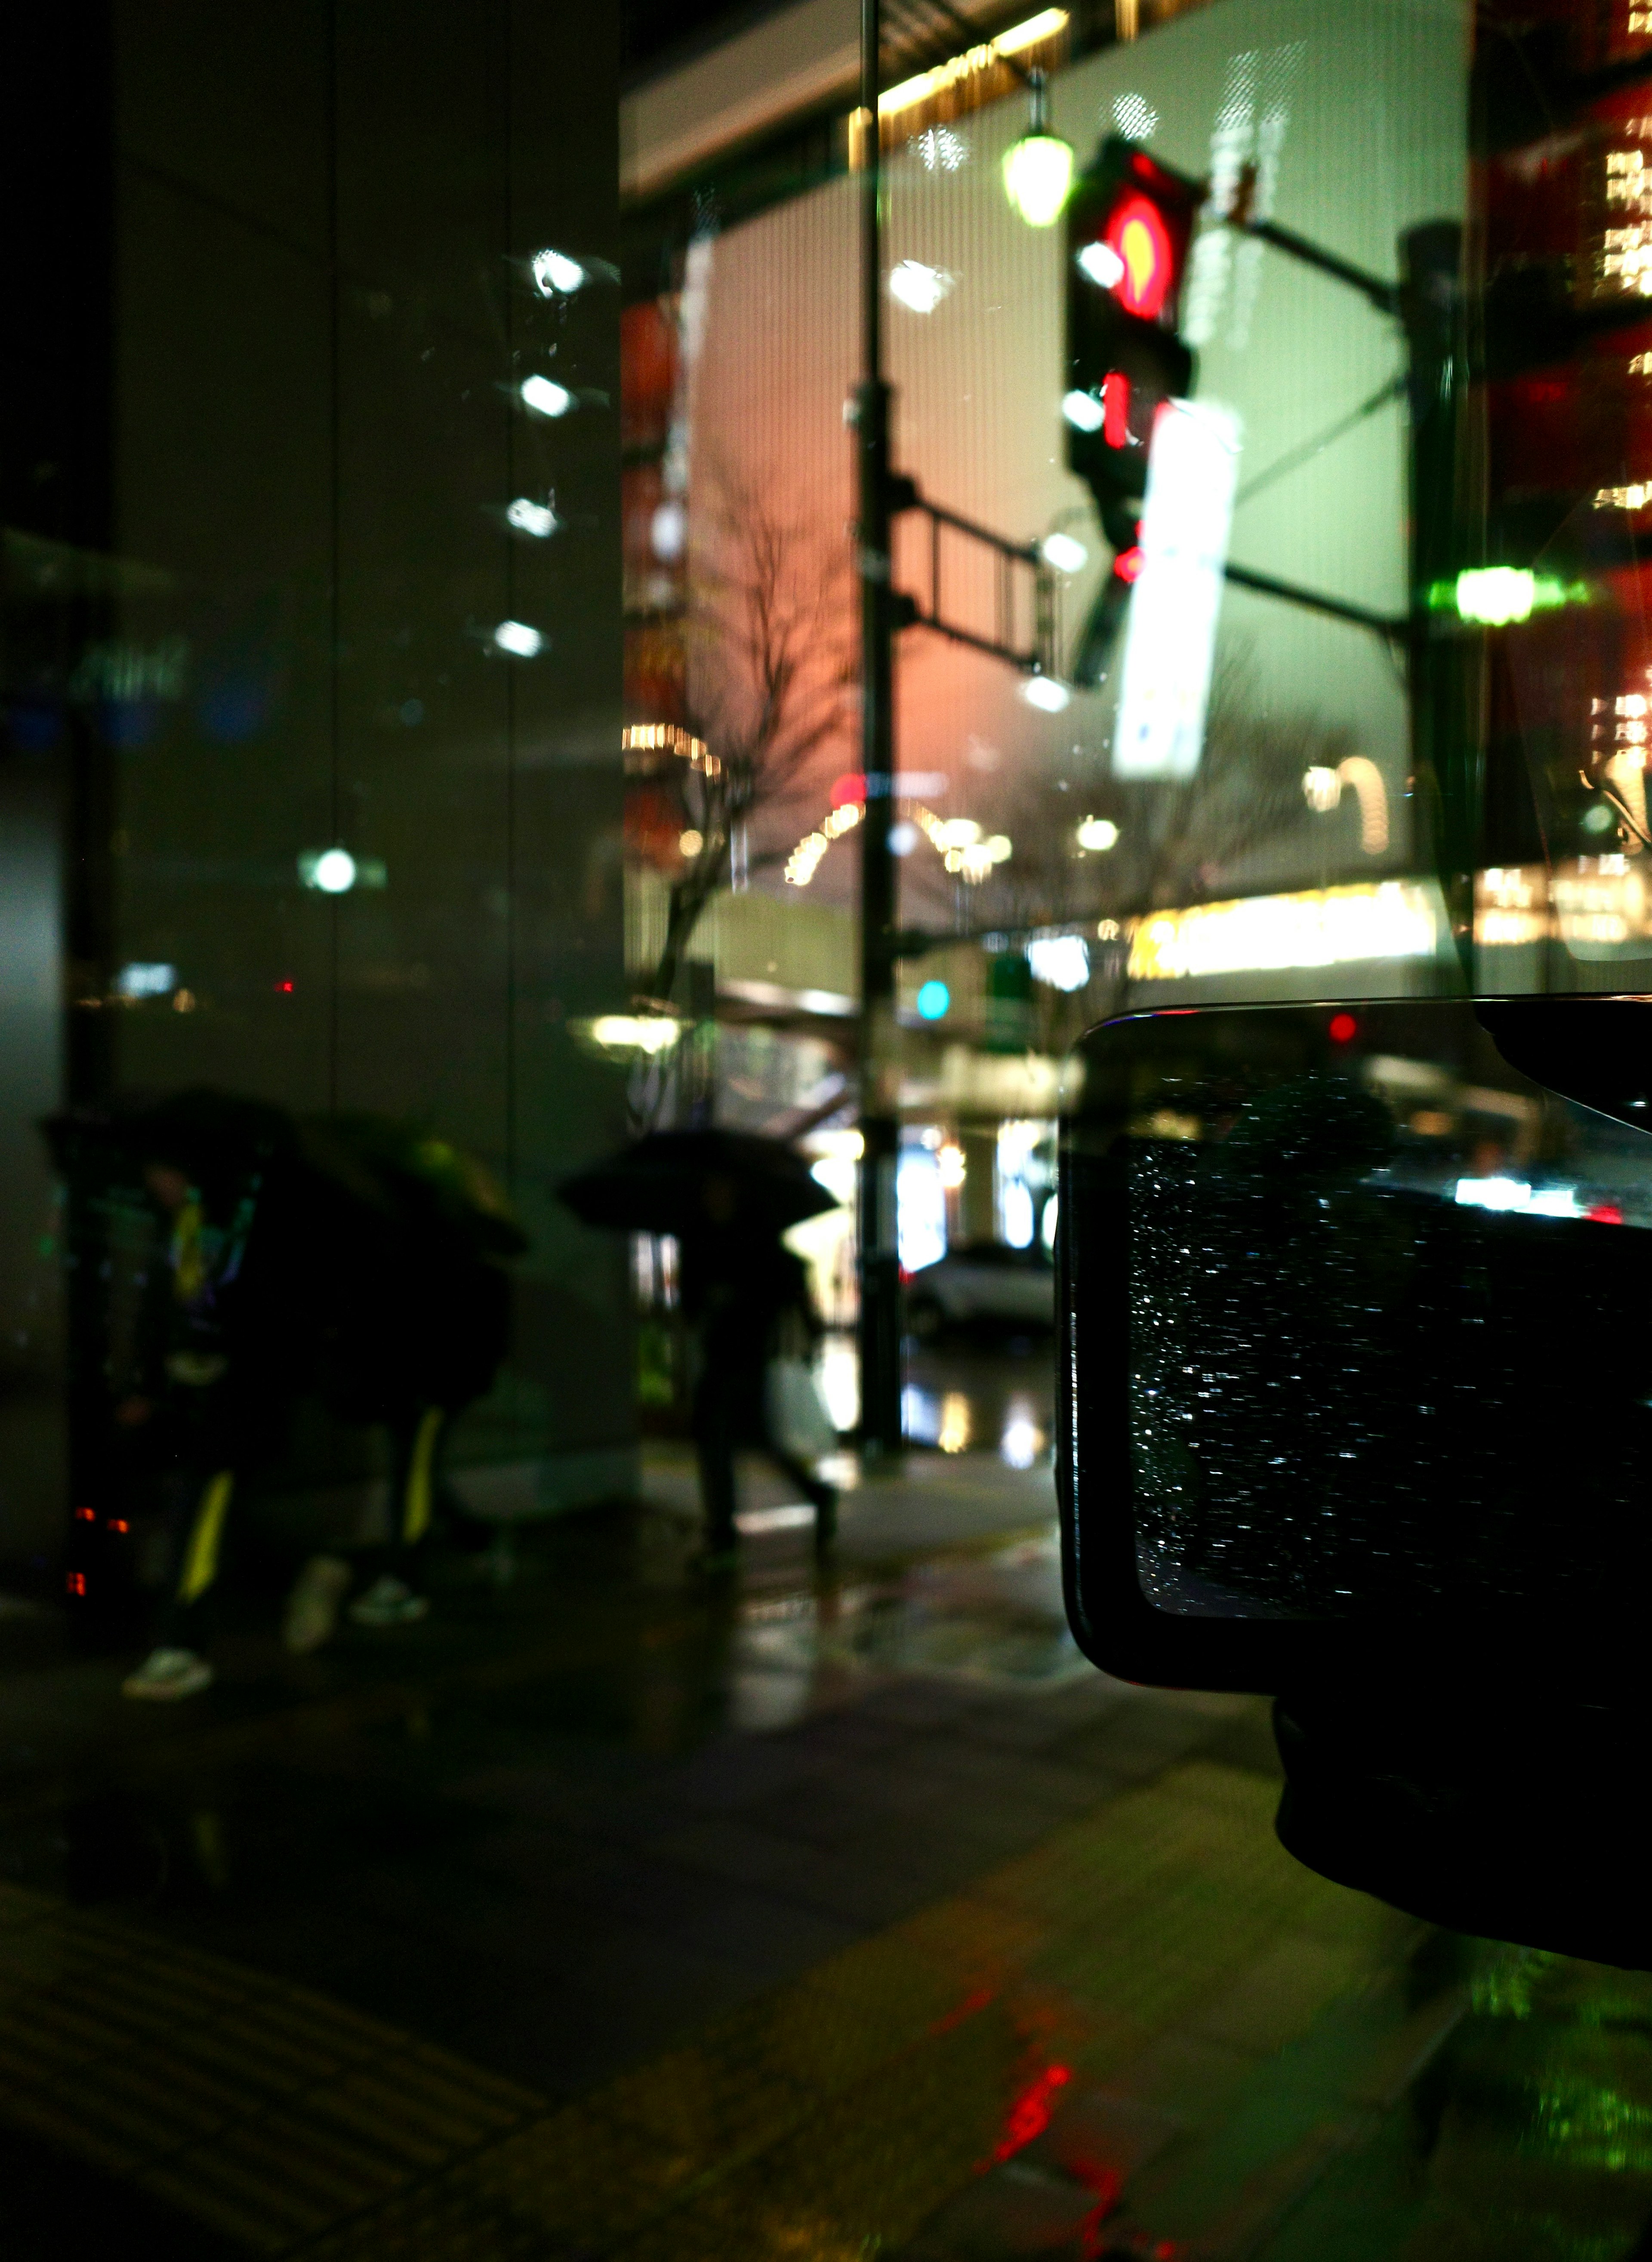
6,2 -> 1652,2257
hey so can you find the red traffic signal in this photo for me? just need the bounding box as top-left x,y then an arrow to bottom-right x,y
1071,142 -> 1203,332
1065,142 -> 1203,552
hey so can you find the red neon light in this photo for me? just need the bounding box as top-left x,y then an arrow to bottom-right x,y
108,1518 -> 130,1534
931,1986 -> 995,2036
1328,1012 -> 1359,1043
66,1572 -> 86,1597
74,1504 -> 96,1521
992,2064 -> 1071,2163
276,978 -> 296,994
1102,369 -> 1131,450
1106,192 -> 1174,320
1115,546 -> 1145,583
830,771 -> 867,809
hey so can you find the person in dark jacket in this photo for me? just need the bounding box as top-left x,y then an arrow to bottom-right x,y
680,1171 -> 837,1565
116,1096 -> 300,1700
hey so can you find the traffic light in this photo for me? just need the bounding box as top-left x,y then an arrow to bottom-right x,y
1064,137 -> 1203,681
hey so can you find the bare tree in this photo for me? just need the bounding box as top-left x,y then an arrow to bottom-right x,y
909,650 -> 1372,1052
641,482 -> 853,1012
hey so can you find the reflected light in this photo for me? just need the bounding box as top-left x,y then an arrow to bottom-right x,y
116,961 -> 176,998
1455,1176 -> 1580,1218
1062,389 -> 1105,432
299,848 -> 357,894
938,1142 -> 966,1189
1455,566 -> 1535,626
679,829 -> 703,856
1076,815 -> 1118,851
492,620 -> 545,657
520,375 -> 572,417
1003,130 -> 1075,227
938,1393 -> 971,1453
1041,531 -> 1089,572
890,259 -> 954,313
584,1015 -> 684,1056
1129,882 -> 1441,979
1023,674 -> 1071,712
1001,1411 -> 1044,1469
506,496 -> 558,537
651,500 -> 687,559
531,248 -> 584,296
890,819 -> 919,855
1027,933 -> 1091,990
881,7 -> 1067,115
1076,240 -> 1125,288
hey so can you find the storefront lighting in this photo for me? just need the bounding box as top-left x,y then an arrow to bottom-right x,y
506,497 -> 558,537
1023,673 -> 1071,712
520,375 -> 572,418
531,249 -> 584,296
492,620 -> 545,657
879,9 -> 1067,120
1041,532 -> 1089,573
1127,882 -> 1442,980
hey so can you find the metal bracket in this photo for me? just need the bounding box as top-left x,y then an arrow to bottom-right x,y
889,476 -> 1058,678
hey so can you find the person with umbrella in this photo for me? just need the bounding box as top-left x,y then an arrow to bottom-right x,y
561,1129 -> 840,1563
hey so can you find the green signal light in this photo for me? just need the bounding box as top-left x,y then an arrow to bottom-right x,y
1433,568 -> 1588,625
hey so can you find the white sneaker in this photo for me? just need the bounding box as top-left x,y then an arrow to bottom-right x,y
347,1574 -> 430,1628
283,1555 -> 353,1654
122,1647 -> 214,1701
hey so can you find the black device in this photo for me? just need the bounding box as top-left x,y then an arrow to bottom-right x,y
1058,996 -> 1652,1962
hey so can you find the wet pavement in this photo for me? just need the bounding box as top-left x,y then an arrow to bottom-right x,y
1,1359 -> 1651,2258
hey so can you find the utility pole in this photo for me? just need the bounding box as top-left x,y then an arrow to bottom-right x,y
855,0 -> 904,1463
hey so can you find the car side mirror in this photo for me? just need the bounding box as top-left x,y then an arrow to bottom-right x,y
1058,997 -> 1652,1964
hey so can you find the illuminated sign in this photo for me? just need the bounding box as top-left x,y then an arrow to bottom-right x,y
1128,882 -> 1442,980
1113,400 -> 1240,781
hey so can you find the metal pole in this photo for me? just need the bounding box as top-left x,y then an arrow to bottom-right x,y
856,0 -> 903,1463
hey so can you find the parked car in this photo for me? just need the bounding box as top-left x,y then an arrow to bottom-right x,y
905,1241 -> 1054,1339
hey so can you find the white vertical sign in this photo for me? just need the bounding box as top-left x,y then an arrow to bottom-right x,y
1112,400 -> 1242,782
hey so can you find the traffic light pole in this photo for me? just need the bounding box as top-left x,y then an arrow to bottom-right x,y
856,0 -> 904,1464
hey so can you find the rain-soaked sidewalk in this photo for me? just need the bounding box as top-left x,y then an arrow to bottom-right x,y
1,1448 -> 1650,2259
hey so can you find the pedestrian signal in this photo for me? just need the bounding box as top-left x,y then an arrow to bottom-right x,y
1064,138 -> 1202,555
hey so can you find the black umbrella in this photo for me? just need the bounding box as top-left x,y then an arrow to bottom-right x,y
559,1127 -> 839,1235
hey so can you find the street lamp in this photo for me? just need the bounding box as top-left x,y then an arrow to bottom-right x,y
1002,71 -> 1073,227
